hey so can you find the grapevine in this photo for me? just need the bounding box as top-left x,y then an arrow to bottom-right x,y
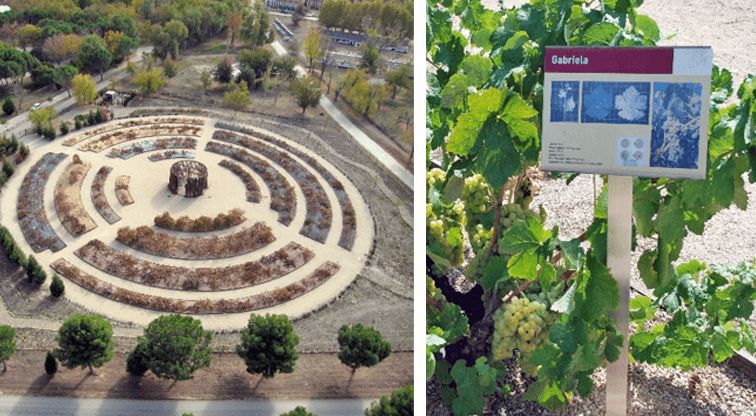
427,0 -> 756,413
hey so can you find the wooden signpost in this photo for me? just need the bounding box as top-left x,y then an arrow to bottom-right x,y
542,46 -> 712,415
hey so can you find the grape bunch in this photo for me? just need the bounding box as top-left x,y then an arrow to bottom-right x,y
461,174 -> 494,253
426,201 -> 465,274
462,174 -> 493,215
492,293 -> 559,375
426,168 -> 446,192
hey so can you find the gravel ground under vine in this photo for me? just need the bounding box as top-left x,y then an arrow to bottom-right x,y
427,0 -> 756,414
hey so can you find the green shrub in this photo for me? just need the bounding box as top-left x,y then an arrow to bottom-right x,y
45,350 -> 57,376
2,97 -> 15,116
8,136 -> 17,154
8,246 -> 25,268
87,111 -> 96,126
2,159 -> 13,178
126,342 -> 150,377
59,122 -> 69,136
50,274 -> 64,298
42,126 -> 56,140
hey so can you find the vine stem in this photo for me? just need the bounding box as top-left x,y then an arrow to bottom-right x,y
488,186 -> 508,258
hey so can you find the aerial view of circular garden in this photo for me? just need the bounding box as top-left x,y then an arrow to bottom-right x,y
1,115 -> 374,330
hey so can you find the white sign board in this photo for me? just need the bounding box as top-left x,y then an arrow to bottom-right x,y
542,46 -> 712,179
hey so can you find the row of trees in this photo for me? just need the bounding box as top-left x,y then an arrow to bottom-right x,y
318,0 -> 413,40
0,312 -> 392,384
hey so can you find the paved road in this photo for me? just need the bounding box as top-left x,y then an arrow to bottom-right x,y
2,46 -> 154,147
271,41 -> 414,191
0,396 -> 375,416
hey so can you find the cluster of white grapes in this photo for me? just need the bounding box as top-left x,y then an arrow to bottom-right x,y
464,203 -> 539,283
492,292 -> 558,375
427,170 -> 466,273
461,174 -> 494,253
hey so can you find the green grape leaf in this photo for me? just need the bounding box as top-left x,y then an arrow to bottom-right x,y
444,172 -> 465,203
516,4 -> 546,42
427,246 -> 453,270
439,73 -> 470,110
433,31 -> 468,79
447,227 -> 463,246
540,259 -> 556,288
710,324 -> 741,363
500,216 -> 553,254
475,356 -> 499,394
435,358 -> 453,384
481,256 -> 510,291
426,334 -> 446,349
462,55 -> 493,88
656,196 -> 686,250
656,315 -> 708,370
451,359 -> 486,416
741,321 -> 755,354
447,88 -> 504,156
629,296 -> 656,323
576,371 -> 594,397
675,259 -> 707,278
583,22 -> 621,45
584,218 -> 607,264
491,30 -> 529,68
634,14 -> 659,41
633,197 -> 655,237
548,320 -> 580,356
502,93 -> 539,143
551,282 -> 576,314
710,157 -> 736,208
559,238 -> 583,270
712,64 -> 734,103
573,251 -> 620,322
569,344 -> 600,373
426,351 -> 436,381
433,301 -> 470,343
477,120 -> 521,189
470,9 -> 499,52
629,329 -> 659,363
427,4 -> 453,47
508,250 -> 538,280
593,183 -> 608,219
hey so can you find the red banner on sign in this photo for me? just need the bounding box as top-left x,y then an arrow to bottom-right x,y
545,47 -> 674,74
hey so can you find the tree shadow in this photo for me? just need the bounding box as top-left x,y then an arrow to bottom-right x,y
314,383 -> 357,399
214,374 -> 263,400
106,374 -> 170,400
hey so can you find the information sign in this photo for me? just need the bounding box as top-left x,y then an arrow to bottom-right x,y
542,46 -> 712,179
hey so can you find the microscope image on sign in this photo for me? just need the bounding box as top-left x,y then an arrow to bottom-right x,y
616,136 -> 648,167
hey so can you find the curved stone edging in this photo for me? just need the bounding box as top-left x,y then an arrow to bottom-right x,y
52,258 -> 340,314
116,222 -> 275,260
215,122 -> 357,250
91,166 -> 121,224
63,116 -> 205,147
75,239 -> 314,292
54,157 -> 97,236
218,159 -> 261,203
205,141 -> 295,225
115,176 -> 133,206
80,124 -> 202,153
213,129 -> 332,244
106,137 -> 197,159
17,152 -> 68,253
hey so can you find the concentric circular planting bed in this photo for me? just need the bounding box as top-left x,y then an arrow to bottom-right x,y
1,115 -> 374,330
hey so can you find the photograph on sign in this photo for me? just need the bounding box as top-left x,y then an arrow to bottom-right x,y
541,47 -> 712,179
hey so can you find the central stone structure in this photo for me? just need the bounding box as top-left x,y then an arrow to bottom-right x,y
169,160 -> 208,197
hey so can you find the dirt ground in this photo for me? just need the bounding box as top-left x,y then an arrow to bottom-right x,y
0,350 -> 412,400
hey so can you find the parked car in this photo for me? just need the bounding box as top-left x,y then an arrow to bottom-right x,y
31,103 -> 41,111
